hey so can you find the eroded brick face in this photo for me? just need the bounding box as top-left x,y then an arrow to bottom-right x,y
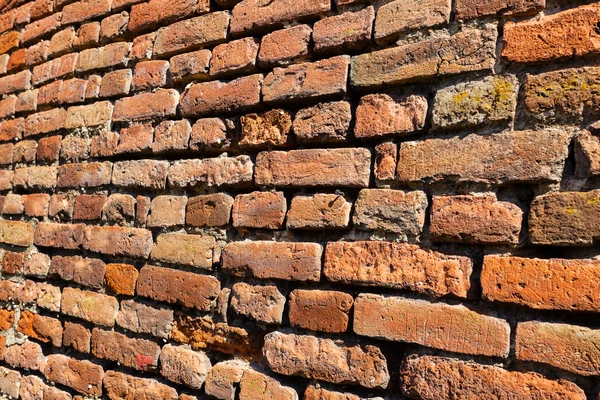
0,0 -> 598,398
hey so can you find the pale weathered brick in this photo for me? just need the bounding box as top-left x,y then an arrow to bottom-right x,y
61,287 -> 118,326
167,156 -> 253,188
375,0 -> 450,43
150,232 -> 214,269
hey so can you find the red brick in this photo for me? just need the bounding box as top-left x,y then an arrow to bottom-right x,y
61,287 -> 118,326
136,195 -> 151,226
76,42 -> 131,72
62,0 -> 111,25
152,119 -> 191,153
91,328 -> 160,371
128,0 -> 210,33
576,130 -> 600,177
503,4 -> 600,63
289,289 -> 352,333
83,225 -> 153,258
99,68 -> 132,97
258,25 -> 311,68
287,193 -> 351,229
102,193 -> 136,224
263,56 -> 348,103
152,11 -> 230,57
64,101 -> 112,130
167,156 -> 253,188
24,108 -> 66,137
180,74 -> 262,117
74,22 -> 100,49
36,81 -> 61,106
0,31 -> 18,54
263,331 -> 389,389
232,191 -> 286,229
48,27 -> 75,56
104,371 -> 178,399
6,48 -> 25,71
19,375 -> 46,400
129,31 -> 155,61
159,344 -> 211,388
210,37 -> 259,77
355,294 -> 510,357
23,193 -> 49,216
169,49 -> 210,83
314,7 -> 373,54
25,39 -> 49,65
0,279 -> 37,304
30,0 -> 55,19
2,251 -> 23,274
354,93 -> 427,138
324,241 -> 472,298
185,193 -> 234,227
0,309 -> 14,331
17,310 -> 63,346
43,354 -> 104,396
189,117 -> 236,150
32,53 -> 77,85
205,360 -> 248,399
222,241 -> 322,281
116,299 -> 174,339
516,321 -> 600,376
0,219 -> 35,246
255,148 -> 371,187
0,118 -> 23,141
63,321 -> 91,353
21,13 -> 61,44
231,0 -> 329,35
112,159 -> 169,189
114,123 -> 153,154
137,265 -> 220,310
13,165 -> 58,189
3,193 -> 24,214
0,70 -> 30,95
44,386 -> 72,400
104,263 -> 138,295
231,283 -> 285,324
16,89 -> 38,112
0,96 -> 16,119
374,141 -> 397,182
147,195 -> 186,227
351,26 -> 496,88
239,109 -> 292,148
72,194 -> 105,221
57,161 -> 112,188
113,88 -> 178,121
132,60 -> 169,91
36,283 -> 61,312
86,74 -> 101,98
50,254 -> 105,288
59,78 -> 87,104
59,135 -> 89,162
3,340 -> 45,370
13,140 -> 37,163
100,11 -> 129,41
375,0 -> 449,43
401,355 -> 586,400
239,369 -> 298,400
0,143 -> 12,164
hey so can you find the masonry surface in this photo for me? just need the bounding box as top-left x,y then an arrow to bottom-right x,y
0,0 -> 599,398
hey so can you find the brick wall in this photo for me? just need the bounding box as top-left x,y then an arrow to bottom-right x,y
0,0 -> 599,398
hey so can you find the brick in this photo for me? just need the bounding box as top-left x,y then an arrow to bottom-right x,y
32,53 -> 77,85
169,49 -> 211,83
64,101 -> 113,129
4,340 -> 45,370
59,78 -> 87,103
104,371 -> 178,400
153,11 -> 230,57
13,165 -> 58,190
100,11 -> 129,41
255,148 -> 371,187
189,117 -> 236,150
210,37 -> 259,77
36,283 -> 61,312
150,232 -> 214,268
17,311 -> 63,346
353,189 -> 427,236
102,193 -> 136,224
482,255 -> 600,312
0,309 -> 14,330
83,225 -> 153,258
458,0 -> 544,20
205,360 -> 248,400
0,219 -> 35,246
263,56 -> 348,103
136,195 -> 151,226
49,27 -> 75,56
116,299 -> 174,338
101,263 -> 137,295
375,0 -> 449,43
503,4 -> 600,63
34,222 -> 84,249
91,328 -> 160,371
114,124 -> 153,155
529,190 -> 600,245
7,48 -> 25,71
239,109 -> 291,148
0,31 -> 18,54
2,251 -> 23,274
43,354 -> 104,396
19,375 -> 46,400
222,241 -> 322,281
137,265 -> 220,310
324,241 -> 471,298
24,252 -> 50,277
113,89 -> 178,121
0,69 -> 30,95
159,344 -> 211,388
287,193 -> 351,230
132,60 -> 169,91
0,118 -> 23,141
86,75 -> 101,98
258,25 -> 310,68
231,0 -> 329,35
16,90 -> 38,112
397,129 -> 571,184
24,108 -> 66,137
21,13 -> 61,44
432,75 -> 518,130
73,194 -> 105,221
576,130 -> 600,177
0,367 -> 20,398
129,32 -> 155,61
112,159 -> 168,189
186,193 -> 234,227
31,0 -> 55,19
99,68 -> 131,97
13,140 -> 37,164
25,39 -> 49,65
231,283 -> 285,324
76,42 -> 131,72
355,294 -> 510,357
314,7 -> 373,53
3,193 -> 24,214
180,74 -> 262,117
239,369 -> 298,400
129,0 -> 210,33
60,135 -> 89,162
401,355 -> 586,400
0,279 -> 37,304
74,22 -> 100,49
0,96 -> 16,118
351,26 -> 496,88
44,386 -> 72,400
263,331 -> 389,389
61,287 -> 118,326
50,255 -> 106,288
62,0 -> 111,24
289,289 -> 353,333
232,191 -> 286,229
63,321 -> 91,353
354,93 -> 427,138
0,54 -> 6,73
153,119 -> 191,153
0,143 -> 12,164
516,321 -> 600,376
57,162 -> 112,188
168,156 -> 253,188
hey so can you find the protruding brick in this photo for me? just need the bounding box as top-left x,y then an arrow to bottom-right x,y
32,53 -> 77,85
61,287 -> 118,326
232,191 -> 286,229
222,241 -> 322,281
113,89 -> 179,121
258,25 -> 311,67
0,118 -> 24,141
289,289 -> 353,333
74,22 -> 100,49
287,193 -> 351,229
112,159 -> 169,190
263,332 -> 389,389
137,265 -> 220,310
21,13 -> 61,45
576,130 -> 600,177
401,355 -> 586,400
104,371 -> 178,400
159,344 -> 211,388
313,7 -> 373,53
129,32 -> 155,61
116,299 -> 174,339
354,294 -> 510,357
324,241 -> 472,298
73,194 -> 106,221
100,11 -> 129,41
186,193 -> 234,227
516,321 -> 600,376
375,0 -> 449,43
43,354 -> 104,396
19,375 -> 46,400
92,328 -> 160,371
83,225 -> 153,258
255,148 -> 371,187
49,27 -> 75,56
168,156 -> 253,188
34,222 -> 84,249
397,129 -> 571,184
16,311 -> 62,347
35,136 -> 60,164
151,233 -> 214,269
